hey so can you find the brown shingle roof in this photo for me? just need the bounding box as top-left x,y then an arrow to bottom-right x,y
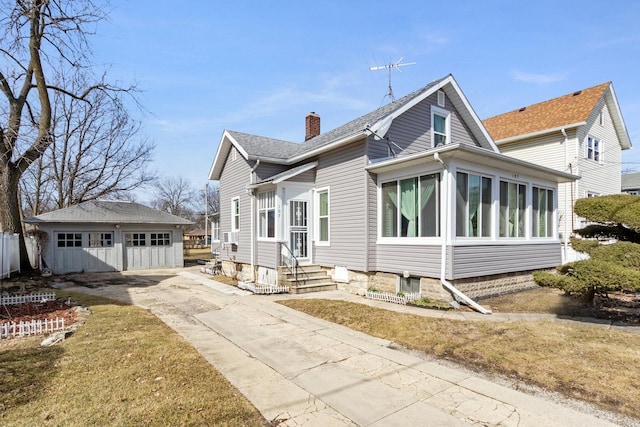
483,82 -> 610,142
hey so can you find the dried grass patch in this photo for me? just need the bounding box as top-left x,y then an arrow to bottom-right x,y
278,298 -> 640,419
0,291 -> 267,426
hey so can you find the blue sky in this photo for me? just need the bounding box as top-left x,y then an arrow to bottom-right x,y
93,0 -> 640,202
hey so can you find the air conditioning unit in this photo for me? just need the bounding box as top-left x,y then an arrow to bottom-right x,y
223,231 -> 238,245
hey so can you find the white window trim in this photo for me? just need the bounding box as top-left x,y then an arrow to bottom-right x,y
315,187 -> 330,246
531,185 -> 555,239
377,173 -> 441,242
431,105 -> 451,147
257,190 -> 276,240
586,135 -> 602,164
498,179 -> 528,240
231,197 -> 240,232
455,170 -> 494,239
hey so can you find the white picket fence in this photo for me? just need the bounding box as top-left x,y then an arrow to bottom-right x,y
365,291 -> 422,305
0,232 -> 20,279
1,292 -> 56,306
0,317 -> 66,339
238,281 -> 289,294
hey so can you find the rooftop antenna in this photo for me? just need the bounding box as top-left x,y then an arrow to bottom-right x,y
369,57 -> 416,102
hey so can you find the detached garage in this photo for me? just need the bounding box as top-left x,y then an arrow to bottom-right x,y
25,200 -> 192,274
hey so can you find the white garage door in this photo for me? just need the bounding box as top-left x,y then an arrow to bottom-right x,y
54,232 -> 115,274
124,232 -> 174,270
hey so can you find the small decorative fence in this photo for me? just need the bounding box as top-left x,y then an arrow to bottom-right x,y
1,318 -> 66,339
1,292 -> 56,306
238,282 -> 289,295
365,291 -> 421,305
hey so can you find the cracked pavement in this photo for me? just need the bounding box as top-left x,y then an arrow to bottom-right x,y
59,268 -> 622,426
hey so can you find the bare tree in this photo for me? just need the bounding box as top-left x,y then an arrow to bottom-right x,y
151,176 -> 197,219
0,0 -> 136,269
21,76 -> 155,215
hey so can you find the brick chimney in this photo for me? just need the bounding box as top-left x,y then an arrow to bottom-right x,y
305,112 -> 320,141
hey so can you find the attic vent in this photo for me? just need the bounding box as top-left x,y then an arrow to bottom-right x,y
437,90 -> 445,107
518,107 -> 526,112
573,90 -> 582,96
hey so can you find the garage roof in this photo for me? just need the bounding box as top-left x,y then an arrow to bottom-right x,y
25,200 -> 193,225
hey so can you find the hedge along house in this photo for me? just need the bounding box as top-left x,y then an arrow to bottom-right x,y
25,200 -> 192,274
208,75 -> 578,308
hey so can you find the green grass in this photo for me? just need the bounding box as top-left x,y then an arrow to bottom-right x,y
278,298 -> 640,420
0,291 -> 267,426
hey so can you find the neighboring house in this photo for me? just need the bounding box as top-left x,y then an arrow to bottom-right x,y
483,82 -> 632,244
208,74 -> 577,305
25,200 -> 192,274
184,228 -> 208,248
622,172 -> 640,194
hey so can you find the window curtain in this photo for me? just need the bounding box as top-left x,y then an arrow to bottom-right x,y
382,182 -> 398,237
420,174 -> 437,236
468,175 -> 480,237
400,178 -> 418,237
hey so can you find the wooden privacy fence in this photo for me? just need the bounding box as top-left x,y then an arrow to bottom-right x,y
1,318 -> 66,339
365,291 -> 422,305
0,232 -> 20,279
1,292 -> 56,306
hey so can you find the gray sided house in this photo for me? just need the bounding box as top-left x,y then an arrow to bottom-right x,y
25,200 -> 192,274
208,75 -> 578,302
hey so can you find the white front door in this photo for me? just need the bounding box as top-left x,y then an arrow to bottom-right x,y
289,199 -> 310,261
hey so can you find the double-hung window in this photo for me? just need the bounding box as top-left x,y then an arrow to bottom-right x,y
456,172 -> 492,237
532,187 -> 554,237
211,216 -> 220,241
586,136 -> 601,163
499,181 -> 526,238
381,173 -> 440,238
231,197 -> 240,231
431,106 -> 450,147
316,189 -> 330,244
257,191 -> 275,238
57,233 -> 82,248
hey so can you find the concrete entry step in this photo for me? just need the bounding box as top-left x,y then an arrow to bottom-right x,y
279,265 -> 337,294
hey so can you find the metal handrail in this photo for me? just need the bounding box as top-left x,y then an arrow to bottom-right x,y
279,242 -> 309,285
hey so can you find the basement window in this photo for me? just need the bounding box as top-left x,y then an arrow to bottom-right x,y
398,276 -> 421,294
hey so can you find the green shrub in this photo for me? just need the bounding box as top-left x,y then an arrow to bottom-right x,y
574,194 -> 640,231
569,237 -> 598,255
533,270 -> 579,293
589,242 -> 640,269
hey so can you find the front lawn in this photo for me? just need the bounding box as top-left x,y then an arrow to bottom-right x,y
0,291 -> 267,426
278,298 -> 640,420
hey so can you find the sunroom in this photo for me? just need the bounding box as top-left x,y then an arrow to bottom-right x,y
367,143 -> 578,286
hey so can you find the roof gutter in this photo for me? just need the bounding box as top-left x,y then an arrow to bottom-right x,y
434,152 -> 492,315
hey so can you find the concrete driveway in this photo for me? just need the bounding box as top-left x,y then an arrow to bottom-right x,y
55,268 -> 625,426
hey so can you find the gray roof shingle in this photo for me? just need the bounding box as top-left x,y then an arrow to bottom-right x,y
227,76 -> 448,161
25,200 -> 193,225
622,172 -> 640,191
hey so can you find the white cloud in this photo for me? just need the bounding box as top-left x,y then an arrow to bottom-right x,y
511,70 -> 567,84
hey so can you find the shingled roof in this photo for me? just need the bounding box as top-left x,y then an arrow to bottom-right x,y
210,74 -> 499,180
483,82 -> 610,142
25,200 -> 193,225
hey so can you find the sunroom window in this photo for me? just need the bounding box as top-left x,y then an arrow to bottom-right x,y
499,181 -> 526,238
381,173 -> 440,238
456,172 -> 492,237
532,187 -> 554,237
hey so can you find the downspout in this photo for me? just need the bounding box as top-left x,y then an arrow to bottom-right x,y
249,159 -> 260,282
561,128 -> 569,263
434,152 -> 492,315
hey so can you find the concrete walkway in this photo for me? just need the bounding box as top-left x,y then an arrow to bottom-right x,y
58,269 -> 629,426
